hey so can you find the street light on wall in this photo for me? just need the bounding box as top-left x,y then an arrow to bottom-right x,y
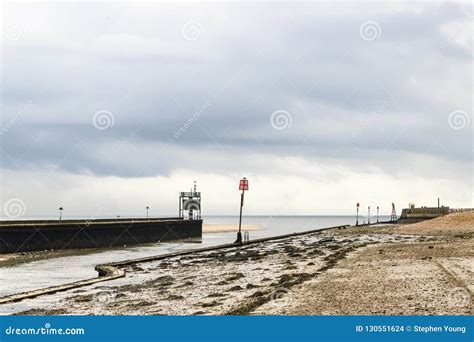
356,203 -> 360,226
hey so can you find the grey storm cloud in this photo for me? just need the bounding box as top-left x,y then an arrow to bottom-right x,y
0,1 -> 471,179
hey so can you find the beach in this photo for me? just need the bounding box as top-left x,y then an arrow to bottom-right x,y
9,212 -> 472,315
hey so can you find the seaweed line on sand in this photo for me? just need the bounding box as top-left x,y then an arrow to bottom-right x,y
225,244 -> 363,315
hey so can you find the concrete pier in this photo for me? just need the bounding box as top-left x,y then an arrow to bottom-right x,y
0,218 -> 202,254
399,206 -> 450,223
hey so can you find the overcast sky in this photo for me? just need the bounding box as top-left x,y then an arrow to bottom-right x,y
0,1 -> 472,218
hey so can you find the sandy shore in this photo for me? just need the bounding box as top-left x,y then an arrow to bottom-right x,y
10,212 -> 474,315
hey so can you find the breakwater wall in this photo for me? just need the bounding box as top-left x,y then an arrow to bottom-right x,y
0,218 -> 202,254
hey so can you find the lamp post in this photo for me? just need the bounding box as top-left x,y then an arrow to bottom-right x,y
377,206 -> 379,223
146,206 -> 150,219
235,177 -> 249,245
368,206 -> 370,225
59,207 -> 63,221
356,203 -> 360,226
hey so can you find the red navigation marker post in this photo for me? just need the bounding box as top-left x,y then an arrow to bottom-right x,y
235,177 -> 249,244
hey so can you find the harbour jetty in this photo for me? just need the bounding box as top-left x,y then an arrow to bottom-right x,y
0,184 -> 203,254
0,218 -> 202,254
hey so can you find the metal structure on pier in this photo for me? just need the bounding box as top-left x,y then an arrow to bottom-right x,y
179,181 -> 202,220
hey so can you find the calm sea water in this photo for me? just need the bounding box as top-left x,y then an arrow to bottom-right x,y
0,215 -> 388,301
205,215 -> 378,235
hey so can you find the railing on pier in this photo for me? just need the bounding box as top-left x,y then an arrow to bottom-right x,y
0,217 -> 183,226
450,208 -> 474,213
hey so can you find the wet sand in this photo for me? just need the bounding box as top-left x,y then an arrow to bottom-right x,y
203,224 -> 261,233
10,212 -> 474,315
0,248 -> 102,268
